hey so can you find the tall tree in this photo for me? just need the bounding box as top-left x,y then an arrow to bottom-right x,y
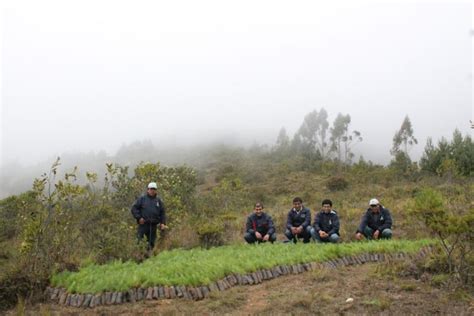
391,115 -> 418,157
330,113 -> 362,164
296,108 -> 331,160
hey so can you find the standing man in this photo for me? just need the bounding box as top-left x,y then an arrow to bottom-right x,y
244,202 -> 276,244
285,197 -> 312,243
355,198 -> 392,240
310,199 -> 340,243
131,182 -> 167,250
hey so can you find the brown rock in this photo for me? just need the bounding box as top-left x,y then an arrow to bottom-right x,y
77,294 -> 85,307
59,292 -> 68,305
82,294 -> 92,308
175,286 -> 183,297
208,282 -> 219,292
127,289 -> 136,303
116,292 -> 123,304
152,286 -> 159,299
169,286 -> 176,299
201,286 -> 209,298
146,287 -> 153,300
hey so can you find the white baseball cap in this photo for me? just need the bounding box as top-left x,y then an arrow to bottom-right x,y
369,198 -> 380,206
147,182 -> 158,189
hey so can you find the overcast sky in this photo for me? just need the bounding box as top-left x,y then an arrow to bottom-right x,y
1,0 -> 472,167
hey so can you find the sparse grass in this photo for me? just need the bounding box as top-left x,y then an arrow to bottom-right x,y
51,239 -> 433,294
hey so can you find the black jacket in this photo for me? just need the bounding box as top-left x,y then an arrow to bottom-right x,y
286,207 -> 311,230
357,206 -> 392,233
246,212 -> 275,236
313,210 -> 340,235
131,194 -> 166,225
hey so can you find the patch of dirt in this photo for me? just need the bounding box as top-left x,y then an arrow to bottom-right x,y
9,263 -> 473,315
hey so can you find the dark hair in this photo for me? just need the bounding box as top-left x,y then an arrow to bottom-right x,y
293,197 -> 303,203
322,199 -> 332,206
255,202 -> 264,208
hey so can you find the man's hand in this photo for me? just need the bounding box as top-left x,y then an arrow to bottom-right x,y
373,230 -> 380,239
355,232 -> 363,240
319,230 -> 328,238
255,232 -> 263,240
291,227 -> 298,235
138,218 -> 145,225
160,223 -> 169,230
263,234 -> 270,241
296,226 -> 303,234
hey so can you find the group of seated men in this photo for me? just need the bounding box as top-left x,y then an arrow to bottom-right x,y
244,197 -> 393,244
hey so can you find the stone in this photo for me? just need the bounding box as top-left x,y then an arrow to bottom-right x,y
82,294 -> 92,308
175,286 -> 183,297
164,286 -> 171,299
59,292 -> 68,305
201,286 -> 209,298
50,288 -> 60,301
111,292 -> 118,304
116,292 -> 123,304
169,286 -> 176,299
127,289 -> 136,303
217,280 -> 226,291
183,287 -> 192,300
94,294 -> 102,306
236,274 -> 244,284
146,287 -> 153,300
208,282 -> 219,292
137,288 -> 144,301
195,287 -> 203,300
77,294 -> 85,307
152,286 -> 159,299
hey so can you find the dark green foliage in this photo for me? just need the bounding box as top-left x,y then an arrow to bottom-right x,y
420,130 -> 474,177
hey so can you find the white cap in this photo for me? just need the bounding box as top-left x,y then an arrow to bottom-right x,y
147,182 -> 158,189
369,198 -> 379,206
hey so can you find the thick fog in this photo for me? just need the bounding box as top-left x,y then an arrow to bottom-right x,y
1,1 -> 472,170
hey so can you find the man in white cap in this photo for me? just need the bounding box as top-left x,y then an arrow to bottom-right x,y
131,182 -> 167,250
355,198 -> 392,240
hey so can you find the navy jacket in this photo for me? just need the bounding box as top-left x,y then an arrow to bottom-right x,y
286,207 -> 311,230
131,194 -> 166,225
313,210 -> 340,235
246,212 -> 275,236
357,206 -> 392,233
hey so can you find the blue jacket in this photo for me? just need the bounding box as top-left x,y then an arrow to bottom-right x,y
357,206 -> 392,233
313,210 -> 340,235
131,194 -> 166,225
246,212 -> 275,235
286,207 -> 311,230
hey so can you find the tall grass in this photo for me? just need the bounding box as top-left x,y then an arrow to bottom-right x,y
51,239 -> 433,294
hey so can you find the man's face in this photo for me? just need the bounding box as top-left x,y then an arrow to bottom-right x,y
293,201 -> 302,210
322,204 -> 331,213
254,205 -> 263,216
147,188 -> 157,197
370,204 -> 380,213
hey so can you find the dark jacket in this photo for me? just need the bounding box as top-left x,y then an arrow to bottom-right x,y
131,194 -> 166,225
313,210 -> 340,235
286,207 -> 311,230
246,212 -> 275,236
357,206 -> 392,233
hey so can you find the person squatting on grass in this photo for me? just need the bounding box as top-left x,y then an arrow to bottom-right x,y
285,197 -> 312,243
310,199 -> 340,243
131,182 -> 167,250
244,202 -> 277,244
355,198 -> 393,241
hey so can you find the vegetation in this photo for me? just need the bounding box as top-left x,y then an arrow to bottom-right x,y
0,108 -> 473,310
51,239 -> 433,293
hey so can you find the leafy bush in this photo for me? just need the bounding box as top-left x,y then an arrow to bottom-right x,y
326,176 -> 349,192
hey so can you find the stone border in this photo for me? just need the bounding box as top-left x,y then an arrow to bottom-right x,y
45,246 -> 433,308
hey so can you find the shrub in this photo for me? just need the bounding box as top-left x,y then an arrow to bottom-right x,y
326,176 -> 349,192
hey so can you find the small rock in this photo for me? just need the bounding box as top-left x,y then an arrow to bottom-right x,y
346,298 -> 354,303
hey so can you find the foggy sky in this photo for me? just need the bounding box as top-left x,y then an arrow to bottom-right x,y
1,0 -> 473,167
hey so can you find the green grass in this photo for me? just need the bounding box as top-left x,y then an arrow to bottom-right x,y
51,239 -> 433,294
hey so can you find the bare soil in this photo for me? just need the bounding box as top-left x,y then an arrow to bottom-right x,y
10,263 -> 473,315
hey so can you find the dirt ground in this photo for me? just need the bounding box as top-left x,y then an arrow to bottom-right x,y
11,263 -> 474,315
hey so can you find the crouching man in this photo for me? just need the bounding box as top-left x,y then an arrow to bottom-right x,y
244,202 -> 277,244
355,198 -> 392,241
310,199 -> 340,243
